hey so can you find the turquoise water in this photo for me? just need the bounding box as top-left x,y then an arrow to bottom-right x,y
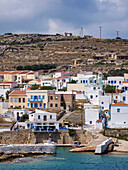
1,147 -> 128,170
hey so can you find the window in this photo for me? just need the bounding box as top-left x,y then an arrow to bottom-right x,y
90,95 -> 93,99
123,96 -> 126,101
86,80 -> 88,83
114,81 -> 116,84
80,80 -> 82,83
119,81 -> 121,85
40,103 -> 42,107
50,96 -> 53,100
93,87 -> 96,90
57,79 -> 60,82
94,80 -> 96,84
27,103 -> 29,107
23,98 -> 25,103
14,98 -> 17,103
108,81 -> 110,84
44,115 -> 47,121
83,80 -> 85,83
117,108 -> 120,112
19,98 -> 21,103
39,95 -> 41,99
102,107 -> 104,110
90,121 -> 92,124
38,115 -> 40,119
55,104 -> 58,107
44,103 -> 46,108
116,96 -> 118,99
55,96 -> 58,100
43,95 -> 45,99
96,95 -> 98,98
101,102 -> 104,104
11,98 -> 13,103
50,103 -> 53,107
31,95 -> 33,99
50,115 -> 52,119
111,81 -> 113,84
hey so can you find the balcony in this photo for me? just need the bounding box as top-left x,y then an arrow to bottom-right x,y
29,99 -> 42,102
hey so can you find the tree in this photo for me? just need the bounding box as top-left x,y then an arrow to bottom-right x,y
104,85 -> 116,93
16,65 -> 23,70
19,114 -> 29,122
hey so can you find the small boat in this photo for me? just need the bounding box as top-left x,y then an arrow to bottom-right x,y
72,141 -> 82,148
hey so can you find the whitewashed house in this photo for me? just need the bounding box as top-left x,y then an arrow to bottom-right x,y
41,78 -> 55,87
108,103 -> 128,128
99,96 -> 111,110
104,93 -> 120,103
55,76 -> 71,89
53,72 -> 70,79
84,103 -> 102,128
77,72 -> 103,85
107,77 -> 124,89
25,109 -> 59,131
85,85 -> 103,105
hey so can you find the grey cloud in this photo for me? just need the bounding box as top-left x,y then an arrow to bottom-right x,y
0,0 -> 128,38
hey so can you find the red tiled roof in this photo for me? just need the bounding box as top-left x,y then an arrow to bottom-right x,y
19,71 -> 30,74
0,72 -> 10,75
10,71 -> 21,74
23,79 -> 33,81
123,81 -> 128,83
112,102 -> 128,106
56,76 -> 70,79
73,90 -> 82,94
10,90 -> 26,95
28,72 -> 35,75
96,120 -> 102,123
105,93 -> 119,95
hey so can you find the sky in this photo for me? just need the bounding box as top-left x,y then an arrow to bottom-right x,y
0,0 -> 128,39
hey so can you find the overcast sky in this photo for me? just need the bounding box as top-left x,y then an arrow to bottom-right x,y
0,0 -> 128,38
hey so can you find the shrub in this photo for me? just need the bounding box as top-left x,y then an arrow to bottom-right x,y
19,114 -> 29,122
68,129 -> 76,137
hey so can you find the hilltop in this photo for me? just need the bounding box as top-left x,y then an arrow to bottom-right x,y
0,33 -> 128,74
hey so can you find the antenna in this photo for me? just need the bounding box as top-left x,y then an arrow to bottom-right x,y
80,27 -> 83,37
99,26 -> 102,38
116,31 -> 119,38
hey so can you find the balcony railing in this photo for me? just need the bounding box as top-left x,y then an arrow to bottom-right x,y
29,119 -> 57,122
29,99 -> 42,102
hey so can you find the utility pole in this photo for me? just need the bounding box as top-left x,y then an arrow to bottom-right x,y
116,31 -> 119,38
99,26 -> 102,39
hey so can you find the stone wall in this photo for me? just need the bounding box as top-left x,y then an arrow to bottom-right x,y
0,144 -> 56,154
0,129 -> 94,145
104,129 -> 128,137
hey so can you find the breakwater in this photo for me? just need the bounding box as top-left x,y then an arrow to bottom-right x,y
0,144 -> 56,154
0,144 -> 56,162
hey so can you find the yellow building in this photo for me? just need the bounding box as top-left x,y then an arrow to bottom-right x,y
26,90 -> 54,109
124,73 -> 128,81
9,90 -> 27,109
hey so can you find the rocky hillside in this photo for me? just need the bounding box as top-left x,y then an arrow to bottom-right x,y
0,33 -> 128,73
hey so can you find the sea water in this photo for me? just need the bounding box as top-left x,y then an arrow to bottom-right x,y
0,147 -> 128,170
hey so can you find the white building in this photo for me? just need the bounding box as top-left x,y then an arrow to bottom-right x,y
77,72 -> 103,85
107,77 -> 124,89
108,103 -> 128,128
53,72 -> 70,79
104,93 -> 120,103
41,79 -> 55,87
99,96 -> 111,110
84,104 -> 102,128
55,76 -> 71,89
85,85 -> 103,105
25,109 -> 59,131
